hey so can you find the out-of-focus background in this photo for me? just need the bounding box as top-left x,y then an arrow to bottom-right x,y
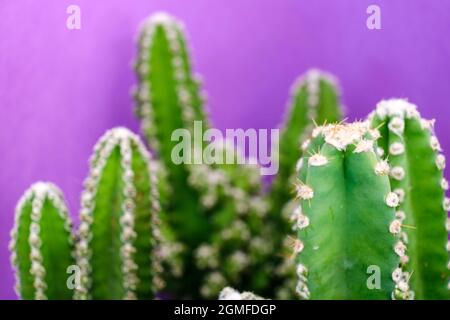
0,0 -> 449,299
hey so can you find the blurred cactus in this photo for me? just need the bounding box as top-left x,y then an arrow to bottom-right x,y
10,182 -> 75,300
294,122 -> 402,299
75,127 -> 162,300
369,99 -> 449,299
269,70 -> 343,298
133,12 -> 274,298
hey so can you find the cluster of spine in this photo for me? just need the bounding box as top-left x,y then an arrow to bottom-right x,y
270,70 -> 343,298
219,287 -> 264,300
75,127 -> 162,300
10,182 -> 75,299
195,173 -> 272,298
133,12 -> 274,298
369,99 -> 449,300
294,122 -> 400,299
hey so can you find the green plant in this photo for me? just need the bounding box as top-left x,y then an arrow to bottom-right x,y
268,70 -> 343,298
10,182 -> 75,299
133,12 -> 273,298
75,127 -> 162,300
368,99 -> 450,299
294,122 -> 404,299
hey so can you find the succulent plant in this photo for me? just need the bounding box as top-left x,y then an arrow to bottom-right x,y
75,127 -> 162,300
368,99 -> 450,299
269,70 -> 343,298
133,12 -> 273,298
293,122 -> 403,299
9,182 -> 75,300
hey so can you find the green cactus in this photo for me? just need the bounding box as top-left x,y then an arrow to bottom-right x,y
269,70 -> 343,298
368,99 -> 450,299
134,11 -> 209,269
133,12 -> 273,298
294,122 -> 404,299
75,127 -> 162,300
9,182 -> 75,300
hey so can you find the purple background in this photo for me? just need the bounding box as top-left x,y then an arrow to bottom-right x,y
1,0 -> 449,299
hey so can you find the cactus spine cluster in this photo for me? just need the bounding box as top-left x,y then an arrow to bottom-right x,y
9,182 -> 75,299
369,99 -> 450,299
219,287 -> 264,300
294,122 -> 403,299
75,127 -> 162,300
134,12 -> 272,298
269,70 -> 343,298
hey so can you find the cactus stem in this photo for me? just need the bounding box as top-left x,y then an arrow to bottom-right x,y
10,182 -> 73,300
76,127 -> 162,299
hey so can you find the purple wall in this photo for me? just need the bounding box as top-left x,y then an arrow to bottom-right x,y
1,0 -> 449,299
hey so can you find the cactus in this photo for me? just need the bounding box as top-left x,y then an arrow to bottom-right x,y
133,12 -> 274,298
368,99 -> 449,299
134,14 -> 209,293
294,122 -> 403,299
75,127 -> 162,300
269,70 -> 343,298
9,182 -> 75,300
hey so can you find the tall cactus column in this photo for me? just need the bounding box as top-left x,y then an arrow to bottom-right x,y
133,12 -> 214,297
294,122 -> 404,299
369,99 -> 449,299
10,182 -> 75,300
134,11 -> 210,253
75,127 -> 162,300
269,69 -> 342,298
134,11 -> 207,165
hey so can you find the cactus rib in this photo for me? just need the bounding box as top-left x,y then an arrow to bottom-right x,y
369,99 -> 449,299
